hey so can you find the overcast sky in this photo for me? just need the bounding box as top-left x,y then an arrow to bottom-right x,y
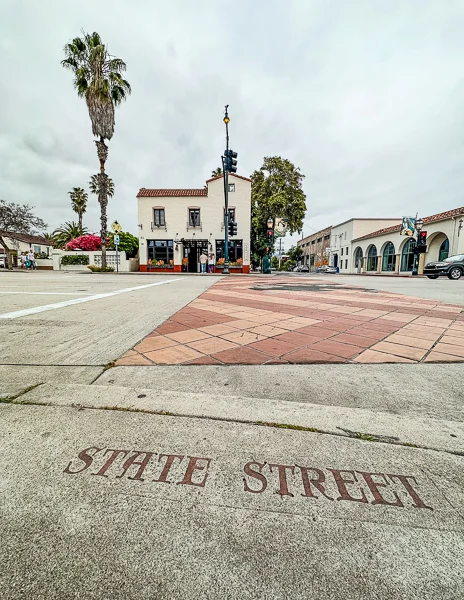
1,1 -> 464,250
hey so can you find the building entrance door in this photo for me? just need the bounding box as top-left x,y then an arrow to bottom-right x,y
183,240 -> 209,273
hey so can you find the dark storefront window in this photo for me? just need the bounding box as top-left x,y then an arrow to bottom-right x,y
401,239 -> 416,272
382,242 -> 395,271
215,239 -> 243,263
147,240 -> 173,263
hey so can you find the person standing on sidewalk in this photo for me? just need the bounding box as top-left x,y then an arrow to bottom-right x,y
208,253 -> 214,274
27,248 -> 36,270
199,252 -> 207,273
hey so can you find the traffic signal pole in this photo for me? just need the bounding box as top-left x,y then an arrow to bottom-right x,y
223,106 -> 230,275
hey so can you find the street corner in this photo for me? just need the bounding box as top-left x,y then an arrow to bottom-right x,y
115,276 -> 464,366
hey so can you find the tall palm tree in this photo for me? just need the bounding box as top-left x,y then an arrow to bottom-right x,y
89,175 -> 114,244
68,187 -> 88,229
211,167 -> 223,177
61,31 -> 131,266
52,221 -> 88,249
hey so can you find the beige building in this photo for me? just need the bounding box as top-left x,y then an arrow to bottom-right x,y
0,232 -> 53,266
298,227 -> 331,271
351,206 -> 464,275
137,173 -> 251,273
328,218 -> 401,273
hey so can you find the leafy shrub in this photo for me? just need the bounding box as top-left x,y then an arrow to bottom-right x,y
108,231 -> 139,258
66,234 -> 102,251
88,265 -> 115,272
61,254 -> 89,265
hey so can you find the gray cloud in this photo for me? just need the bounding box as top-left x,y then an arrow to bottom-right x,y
1,0 -> 464,250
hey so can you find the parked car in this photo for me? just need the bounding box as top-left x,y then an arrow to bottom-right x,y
326,266 -> 338,274
0,256 -> 5,268
423,255 -> 464,280
300,264 -> 309,273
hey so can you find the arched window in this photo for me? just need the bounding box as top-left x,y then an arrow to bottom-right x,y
367,245 -> 377,271
354,247 -> 363,269
382,242 -> 395,271
439,238 -> 449,261
401,239 -> 416,271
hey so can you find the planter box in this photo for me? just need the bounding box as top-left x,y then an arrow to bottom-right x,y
147,267 -> 175,272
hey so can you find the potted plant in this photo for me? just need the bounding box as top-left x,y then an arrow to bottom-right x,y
182,257 -> 188,272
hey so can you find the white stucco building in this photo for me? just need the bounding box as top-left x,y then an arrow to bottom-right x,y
328,218 -> 400,273
350,206 -> 464,275
137,173 -> 251,273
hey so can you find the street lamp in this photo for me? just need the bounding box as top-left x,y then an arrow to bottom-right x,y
412,217 -> 424,276
262,217 -> 274,274
222,105 -> 231,275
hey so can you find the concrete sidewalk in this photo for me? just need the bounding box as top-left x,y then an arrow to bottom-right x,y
1,398 -> 463,599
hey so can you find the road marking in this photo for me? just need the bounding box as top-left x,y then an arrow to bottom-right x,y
0,279 -> 182,319
0,292 -> 90,296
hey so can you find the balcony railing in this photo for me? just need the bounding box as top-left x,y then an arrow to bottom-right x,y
151,222 -> 167,232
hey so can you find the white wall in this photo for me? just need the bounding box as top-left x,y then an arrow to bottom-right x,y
52,250 -> 137,272
137,174 -> 251,267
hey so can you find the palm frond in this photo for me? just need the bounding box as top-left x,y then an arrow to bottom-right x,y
62,31 -> 131,141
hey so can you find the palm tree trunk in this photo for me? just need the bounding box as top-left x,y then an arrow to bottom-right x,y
78,214 -> 83,230
99,194 -> 107,268
96,137 -> 109,268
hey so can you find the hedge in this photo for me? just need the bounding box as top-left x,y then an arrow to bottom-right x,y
61,254 -> 89,266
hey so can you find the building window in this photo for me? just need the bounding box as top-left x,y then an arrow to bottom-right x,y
317,237 -> 322,243
324,235 -> 330,240
189,209 -> 201,227
345,259 -> 348,269
153,208 -> 165,227
341,247 -> 344,256
228,183 -> 235,192
382,242 -> 395,271
346,247 -> 349,254
354,247 -> 363,269
367,245 -> 377,271
147,239 -> 173,263
215,239 -> 243,263
439,238 -> 449,261
311,240 -> 315,245
401,239 -> 416,272
33,245 -> 41,254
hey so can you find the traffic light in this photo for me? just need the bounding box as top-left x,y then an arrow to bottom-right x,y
228,221 -> 238,236
224,149 -> 238,173
267,229 -> 274,244
418,231 -> 427,247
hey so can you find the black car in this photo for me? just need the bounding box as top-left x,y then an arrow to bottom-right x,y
423,254 -> 464,280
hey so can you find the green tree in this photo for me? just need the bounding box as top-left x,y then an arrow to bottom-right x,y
287,245 -> 303,263
61,31 -> 131,267
211,167 -> 223,177
68,187 -> 88,229
52,221 -> 88,249
0,200 -> 47,269
251,156 -> 306,262
108,231 -> 139,257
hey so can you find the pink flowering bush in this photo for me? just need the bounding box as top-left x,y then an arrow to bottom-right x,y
65,235 -> 102,251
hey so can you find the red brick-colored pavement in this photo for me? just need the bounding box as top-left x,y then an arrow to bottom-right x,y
116,277 -> 464,366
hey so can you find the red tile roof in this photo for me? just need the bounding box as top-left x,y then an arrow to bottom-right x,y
137,188 -> 207,198
352,206 -> 464,242
0,231 -> 53,246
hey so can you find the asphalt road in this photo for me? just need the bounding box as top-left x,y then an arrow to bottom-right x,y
0,272 -> 220,367
290,272 -> 464,305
